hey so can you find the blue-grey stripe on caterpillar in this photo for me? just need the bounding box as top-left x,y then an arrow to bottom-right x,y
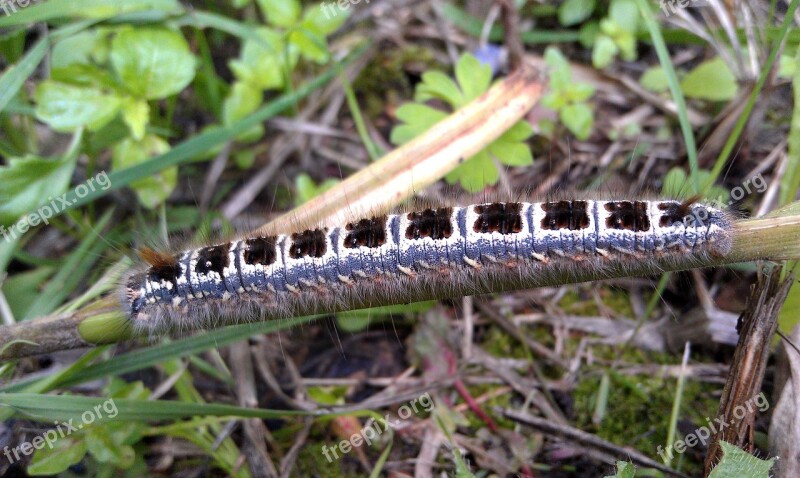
122,199 -> 734,334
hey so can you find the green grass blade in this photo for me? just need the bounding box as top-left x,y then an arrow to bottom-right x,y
635,0 -> 699,193
0,393 -> 310,422
0,37 -> 48,114
0,315 -> 318,392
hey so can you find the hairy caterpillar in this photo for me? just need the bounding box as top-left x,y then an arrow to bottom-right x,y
122,198 -> 734,334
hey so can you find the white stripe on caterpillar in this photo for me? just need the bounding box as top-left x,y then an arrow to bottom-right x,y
122,199 -> 734,334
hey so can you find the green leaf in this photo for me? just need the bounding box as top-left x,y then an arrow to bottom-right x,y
0,153 -> 77,226
389,103 -> 448,145
592,33 -> 619,68
566,82 -> 595,102
27,438 -> 87,475
229,27 -> 296,90
110,27 -> 196,100
489,138 -> 533,167
85,426 -> 135,468
289,28 -> 329,63
708,441 -> 775,478
640,66 -> 669,93
415,71 -> 464,106
609,0 -> 639,32
558,0 -> 596,26
51,30 -> 98,69
445,150 -> 498,192
120,97 -> 149,140
544,47 -> 571,89
680,57 -> 739,101
302,2 -> 348,35
0,0 -> 182,27
294,173 -> 339,206
455,53 -> 492,103
781,45 -> 800,206
603,460 -> 635,478
0,37 -> 48,115
257,0 -> 301,27
560,103 -> 593,140
34,81 -> 122,132
222,81 -> 262,126
112,135 -> 175,209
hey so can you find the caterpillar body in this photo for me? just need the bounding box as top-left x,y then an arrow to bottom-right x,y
123,199 -> 734,334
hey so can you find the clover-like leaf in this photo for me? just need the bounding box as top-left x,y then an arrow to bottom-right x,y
112,134 -> 175,209
110,27 -> 196,100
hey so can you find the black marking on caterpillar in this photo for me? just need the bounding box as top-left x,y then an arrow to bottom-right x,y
123,199 -> 735,334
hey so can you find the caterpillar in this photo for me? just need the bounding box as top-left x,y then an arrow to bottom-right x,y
122,198 -> 734,334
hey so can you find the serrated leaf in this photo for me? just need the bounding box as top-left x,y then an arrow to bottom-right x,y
0,153 -> 77,226
560,103 -> 593,140
455,53 -> 492,103
680,57 -> 738,101
415,71 -> 463,106
35,81 -> 122,132
389,103 -> 448,145
558,0 -> 596,26
445,150 -> 498,192
257,0 -> 301,27
489,140 -> 533,167
110,27 -> 196,100
640,66 -> 669,93
120,97 -> 149,140
708,441 -> 775,478
27,438 -> 87,475
497,120 -> 534,142
112,135 -> 175,209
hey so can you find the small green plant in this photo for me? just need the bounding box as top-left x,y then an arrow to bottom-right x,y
390,52 -> 533,192
565,0 -> 641,69
640,57 -> 739,101
540,47 -> 595,141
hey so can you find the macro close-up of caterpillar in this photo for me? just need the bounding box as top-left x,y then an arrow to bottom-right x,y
5,1 -> 800,477
125,198 -> 733,333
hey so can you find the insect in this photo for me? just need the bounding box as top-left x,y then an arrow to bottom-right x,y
123,198 -> 733,334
